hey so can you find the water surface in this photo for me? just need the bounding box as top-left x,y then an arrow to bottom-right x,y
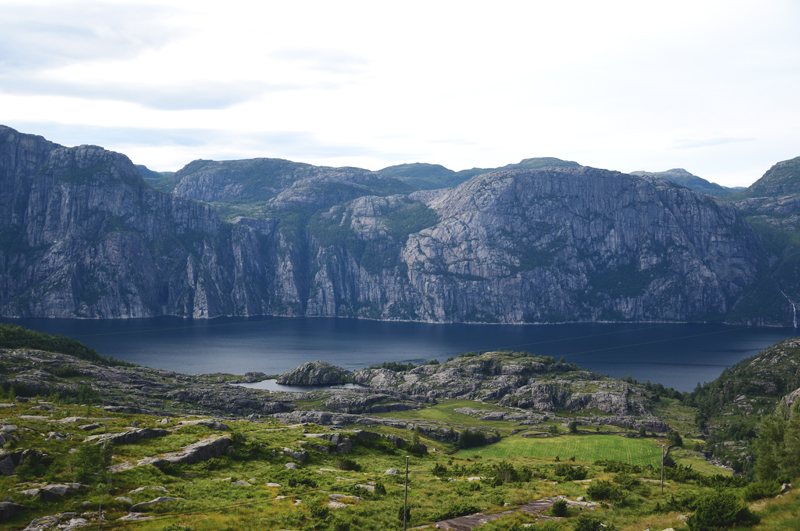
1,316 -> 793,392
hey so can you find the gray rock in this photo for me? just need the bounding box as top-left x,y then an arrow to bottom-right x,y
115,497 -> 133,504
285,463 -> 299,470
0,456 -> 15,476
0,502 -> 23,522
282,447 -> 310,462
87,427 -> 168,446
146,436 -> 232,468
129,497 -> 183,512
385,468 -> 399,475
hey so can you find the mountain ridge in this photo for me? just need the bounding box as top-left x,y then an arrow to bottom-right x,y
0,124 -> 796,325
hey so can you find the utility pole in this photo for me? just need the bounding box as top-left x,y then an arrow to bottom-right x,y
403,455 -> 409,531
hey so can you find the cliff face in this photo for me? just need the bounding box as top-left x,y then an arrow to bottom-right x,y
0,125 -> 776,323
0,126 -> 275,318
304,168 -> 762,323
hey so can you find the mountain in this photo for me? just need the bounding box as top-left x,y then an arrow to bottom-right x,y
0,126 -> 276,318
727,157 -> 800,325
630,168 -> 743,196
0,125 -> 786,324
379,157 -> 580,190
135,164 -> 178,193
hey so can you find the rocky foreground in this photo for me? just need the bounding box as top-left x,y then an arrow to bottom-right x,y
0,349 -> 669,438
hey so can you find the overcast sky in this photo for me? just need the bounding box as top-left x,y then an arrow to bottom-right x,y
1,0 -> 798,187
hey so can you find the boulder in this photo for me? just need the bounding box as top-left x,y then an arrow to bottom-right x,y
87,428 -> 169,445
146,436 -> 232,468
276,361 -> 353,386
0,502 -> 23,522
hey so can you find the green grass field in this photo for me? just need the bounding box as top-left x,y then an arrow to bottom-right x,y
458,434 -> 663,466
371,399 -> 515,431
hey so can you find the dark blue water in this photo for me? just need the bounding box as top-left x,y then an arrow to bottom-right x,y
0,316 -> 794,392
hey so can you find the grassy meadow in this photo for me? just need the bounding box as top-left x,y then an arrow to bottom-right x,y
458,434 -> 663,466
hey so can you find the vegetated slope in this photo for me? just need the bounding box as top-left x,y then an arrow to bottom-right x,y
379,157 -> 580,190
170,158 -> 414,220
729,157 -> 800,325
685,336 -> 800,471
135,164 -> 178,193
6,330 -> 796,531
630,168 -> 743,196
0,124 -> 780,324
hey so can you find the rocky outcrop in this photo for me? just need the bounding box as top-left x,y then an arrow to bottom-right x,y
0,348 -> 295,420
145,436 -> 232,468
276,361 -> 352,385
86,427 -> 168,445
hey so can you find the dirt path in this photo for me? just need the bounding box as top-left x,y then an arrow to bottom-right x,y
434,497 -> 595,531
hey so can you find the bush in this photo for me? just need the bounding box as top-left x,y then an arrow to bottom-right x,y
696,474 -> 748,489
551,499 -> 568,517
687,490 -> 759,530
458,429 -> 487,449
573,514 -> 611,531
437,502 -> 480,520
336,457 -> 360,471
554,464 -> 588,481
398,505 -> 411,523
493,460 -> 518,483
594,460 -> 645,474
73,442 -> 111,484
612,473 -> 640,491
586,480 -> 624,502
742,481 -> 781,502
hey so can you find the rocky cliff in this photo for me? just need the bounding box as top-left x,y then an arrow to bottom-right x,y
0,125 -> 781,324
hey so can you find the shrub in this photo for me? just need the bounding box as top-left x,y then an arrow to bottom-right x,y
586,480 -> 624,502
687,490 -> 759,530
554,464 -> 588,481
551,499 -> 568,517
336,457 -> 360,471
742,481 -> 781,502
458,429 -> 487,449
572,514 -> 607,531
309,500 -> 330,520
611,473 -> 640,491
437,502 -> 480,520
493,460 -> 518,483
73,442 -> 111,484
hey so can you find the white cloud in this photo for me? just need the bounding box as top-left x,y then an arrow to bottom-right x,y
0,0 -> 798,185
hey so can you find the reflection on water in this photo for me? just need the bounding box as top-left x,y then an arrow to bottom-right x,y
233,380 -> 368,393
0,315 -> 793,392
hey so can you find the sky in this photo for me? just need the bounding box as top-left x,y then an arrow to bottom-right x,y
1,0 -> 798,187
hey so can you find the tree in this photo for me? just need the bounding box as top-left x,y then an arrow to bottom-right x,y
686,490 -> 759,530
568,421 -> 579,434
667,430 -> 683,447
638,425 -> 647,437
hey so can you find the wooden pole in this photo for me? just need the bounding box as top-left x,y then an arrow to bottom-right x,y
660,444 -> 665,494
404,455 -> 409,531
